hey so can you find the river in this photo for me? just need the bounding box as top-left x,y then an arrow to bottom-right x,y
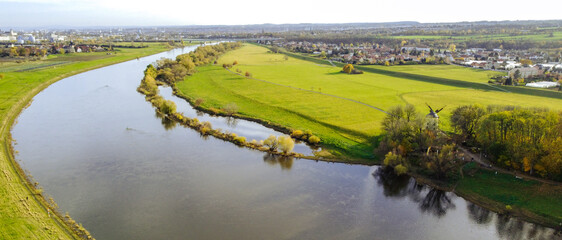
11,46 -> 559,240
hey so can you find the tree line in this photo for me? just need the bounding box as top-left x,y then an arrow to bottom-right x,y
152,42 -> 242,84
451,105 -> 562,181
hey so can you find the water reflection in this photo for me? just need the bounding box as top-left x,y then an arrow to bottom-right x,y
263,154 -> 294,170
155,112 -> 177,131
372,168 -> 455,218
419,188 -> 455,217
225,117 -> 239,128
467,202 -> 493,225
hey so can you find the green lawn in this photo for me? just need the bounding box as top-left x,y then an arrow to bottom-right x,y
456,167 -> 562,225
0,43 -> 169,239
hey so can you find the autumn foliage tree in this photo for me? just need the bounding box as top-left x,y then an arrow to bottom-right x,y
342,64 -> 354,74
452,105 -> 562,180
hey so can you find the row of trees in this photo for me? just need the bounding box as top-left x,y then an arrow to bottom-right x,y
154,42 -> 241,84
451,105 -> 562,180
0,46 -> 48,58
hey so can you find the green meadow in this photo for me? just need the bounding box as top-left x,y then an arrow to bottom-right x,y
0,43 -> 169,239
176,44 -> 562,158
456,165 -> 562,226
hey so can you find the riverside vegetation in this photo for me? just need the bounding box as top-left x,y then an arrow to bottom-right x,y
161,43 -> 562,228
137,42 -> 325,158
0,42 -> 170,239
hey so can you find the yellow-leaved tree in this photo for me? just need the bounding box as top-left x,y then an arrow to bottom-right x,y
342,64 -> 354,74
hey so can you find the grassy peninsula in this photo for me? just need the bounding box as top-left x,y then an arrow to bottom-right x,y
0,43 -> 169,239
172,43 -> 562,228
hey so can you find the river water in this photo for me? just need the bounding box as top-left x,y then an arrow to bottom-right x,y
11,46 -> 559,240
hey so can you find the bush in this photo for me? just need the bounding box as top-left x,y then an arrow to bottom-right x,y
308,135 -> 320,144
278,136 -> 295,153
245,71 -> 252,77
194,98 -> 205,107
342,64 -> 354,74
394,164 -> 408,175
291,130 -> 304,138
234,136 -> 246,145
161,100 -> 177,114
263,135 -> 279,151
233,60 -> 238,65
224,103 -> 239,115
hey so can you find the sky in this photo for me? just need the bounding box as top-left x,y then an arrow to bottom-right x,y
1,0 -> 561,28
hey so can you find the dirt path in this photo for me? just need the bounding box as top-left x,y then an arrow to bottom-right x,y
457,146 -> 561,186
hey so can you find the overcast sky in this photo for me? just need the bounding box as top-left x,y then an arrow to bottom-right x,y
1,0 -> 561,28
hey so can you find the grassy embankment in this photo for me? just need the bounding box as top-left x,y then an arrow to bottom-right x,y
0,43 -> 169,239
175,43 -> 562,227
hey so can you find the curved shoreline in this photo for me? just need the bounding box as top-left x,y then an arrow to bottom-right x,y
1,46 -> 173,239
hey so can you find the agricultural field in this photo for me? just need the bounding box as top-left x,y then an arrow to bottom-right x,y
176,44 -> 562,158
0,43 -> 169,239
363,64 -> 501,83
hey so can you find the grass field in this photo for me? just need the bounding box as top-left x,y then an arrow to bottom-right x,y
176,44 -> 562,158
456,166 -> 562,226
0,43 -> 169,239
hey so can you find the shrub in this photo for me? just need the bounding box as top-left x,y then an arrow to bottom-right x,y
195,98 -> 205,107
351,69 -> 363,74
245,71 -> 252,77
291,130 -> 304,138
200,127 -> 210,135
263,135 -> 279,151
394,164 -> 408,175
161,100 -> 177,114
151,96 -> 165,108
342,64 -> 354,74
224,103 -> 239,115
308,135 -> 320,144
233,60 -> 238,65
278,136 -> 295,153
234,136 -> 246,145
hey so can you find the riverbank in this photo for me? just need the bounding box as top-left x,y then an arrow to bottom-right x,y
170,43 -> 561,230
0,43 -> 172,239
